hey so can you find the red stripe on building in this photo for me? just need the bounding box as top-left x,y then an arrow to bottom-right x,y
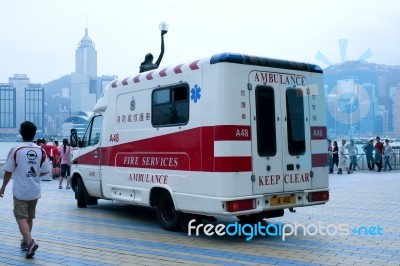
133,75 -> 140,83
173,64 -> 183,74
214,125 -> 251,141
310,126 -> 327,140
122,78 -> 128,86
189,60 -> 200,70
159,68 -> 168,77
312,153 -> 328,167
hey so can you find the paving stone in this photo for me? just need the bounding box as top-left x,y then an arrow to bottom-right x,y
0,171 -> 398,265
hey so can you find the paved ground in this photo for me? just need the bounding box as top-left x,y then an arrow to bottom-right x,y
0,171 -> 399,266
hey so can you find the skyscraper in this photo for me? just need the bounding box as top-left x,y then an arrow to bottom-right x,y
70,28 -> 98,113
0,74 -> 45,139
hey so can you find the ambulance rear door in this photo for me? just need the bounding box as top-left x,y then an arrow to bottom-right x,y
249,70 -> 312,196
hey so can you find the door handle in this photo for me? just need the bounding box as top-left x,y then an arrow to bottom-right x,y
93,151 -> 100,158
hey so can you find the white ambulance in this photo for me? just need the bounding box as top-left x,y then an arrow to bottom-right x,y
69,52 -> 329,231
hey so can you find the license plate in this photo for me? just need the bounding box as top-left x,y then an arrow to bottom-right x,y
270,195 -> 296,206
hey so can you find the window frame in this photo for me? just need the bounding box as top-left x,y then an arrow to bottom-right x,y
286,88 -> 306,156
255,85 -> 277,157
151,84 -> 190,127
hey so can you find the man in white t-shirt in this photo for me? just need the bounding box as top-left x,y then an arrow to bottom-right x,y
0,121 -> 51,259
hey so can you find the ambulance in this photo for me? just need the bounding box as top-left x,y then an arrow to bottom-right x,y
69,52 -> 329,231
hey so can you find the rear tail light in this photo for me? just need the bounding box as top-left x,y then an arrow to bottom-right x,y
308,191 -> 329,202
226,199 -> 256,212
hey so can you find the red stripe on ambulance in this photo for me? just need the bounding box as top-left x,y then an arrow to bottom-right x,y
75,126 -> 252,172
159,68 -> 168,77
110,61 -> 201,89
173,64 -> 183,74
215,125 -> 251,141
189,60 -> 200,70
312,153 -> 329,167
311,126 -> 327,140
133,75 -> 140,83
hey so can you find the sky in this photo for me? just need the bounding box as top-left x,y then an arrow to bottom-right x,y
1,0 -> 400,83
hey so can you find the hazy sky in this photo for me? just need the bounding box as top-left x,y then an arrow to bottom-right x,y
1,0 -> 399,83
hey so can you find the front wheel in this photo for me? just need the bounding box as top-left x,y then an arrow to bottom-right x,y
156,192 -> 180,231
76,178 -> 87,208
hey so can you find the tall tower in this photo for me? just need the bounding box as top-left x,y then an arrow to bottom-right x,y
75,28 -> 97,76
70,28 -> 98,113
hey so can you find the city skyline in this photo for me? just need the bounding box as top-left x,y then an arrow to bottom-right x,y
1,0 -> 400,83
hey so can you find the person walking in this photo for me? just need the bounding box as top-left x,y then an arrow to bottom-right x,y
374,137 -> 384,172
52,140 -> 60,178
328,139 -> 333,173
346,139 -> 359,172
363,139 -> 375,171
383,139 -> 393,171
41,139 -> 53,181
0,121 -> 51,258
338,138 -> 350,174
331,140 -> 339,173
58,139 -> 71,189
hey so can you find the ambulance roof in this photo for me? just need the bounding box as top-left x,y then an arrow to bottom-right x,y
210,53 -> 323,73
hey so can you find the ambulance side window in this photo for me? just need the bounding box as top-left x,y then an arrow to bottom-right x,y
286,89 -> 305,155
256,86 -> 276,156
81,115 -> 102,147
152,85 -> 189,127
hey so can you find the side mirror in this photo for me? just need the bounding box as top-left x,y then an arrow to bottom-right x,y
70,128 -> 78,148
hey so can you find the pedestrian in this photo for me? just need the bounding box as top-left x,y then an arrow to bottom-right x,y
331,140 -> 339,172
338,138 -> 350,174
58,138 -> 71,189
363,139 -> 375,171
52,140 -> 60,178
41,139 -> 53,181
36,138 -> 42,147
383,139 -> 393,171
0,121 -> 51,258
374,137 -> 384,172
327,139 -> 333,173
346,139 -> 358,172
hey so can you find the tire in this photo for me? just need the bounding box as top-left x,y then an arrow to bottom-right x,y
156,192 -> 180,231
76,178 -> 87,208
180,214 -> 202,232
87,196 -> 98,206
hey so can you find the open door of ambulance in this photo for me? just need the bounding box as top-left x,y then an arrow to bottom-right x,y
249,71 -> 312,198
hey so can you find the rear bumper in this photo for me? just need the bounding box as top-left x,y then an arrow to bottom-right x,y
174,188 -> 329,216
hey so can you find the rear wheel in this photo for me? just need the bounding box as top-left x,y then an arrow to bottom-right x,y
76,178 -> 87,208
156,192 -> 180,231
179,213 -> 203,232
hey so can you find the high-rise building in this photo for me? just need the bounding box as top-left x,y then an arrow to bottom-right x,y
70,28 -> 98,113
0,74 -> 45,139
392,84 -> 400,135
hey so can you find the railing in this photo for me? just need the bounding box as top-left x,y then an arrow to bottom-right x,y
339,148 -> 400,171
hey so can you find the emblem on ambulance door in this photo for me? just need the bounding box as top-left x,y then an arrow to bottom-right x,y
130,96 -> 136,111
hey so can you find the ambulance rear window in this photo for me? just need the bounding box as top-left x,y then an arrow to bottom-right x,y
152,85 -> 189,127
286,88 -> 306,155
256,86 -> 276,156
